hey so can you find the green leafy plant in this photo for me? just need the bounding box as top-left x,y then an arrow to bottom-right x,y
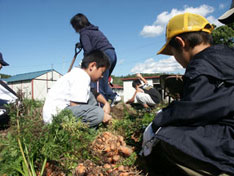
0,97 -> 167,175
0,99 -> 45,175
0,99 -> 99,175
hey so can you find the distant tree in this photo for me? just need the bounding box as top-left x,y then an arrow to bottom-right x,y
111,75 -> 123,86
212,23 -> 234,48
0,74 -> 11,79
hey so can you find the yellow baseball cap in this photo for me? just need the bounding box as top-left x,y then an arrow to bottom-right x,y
157,12 -> 214,55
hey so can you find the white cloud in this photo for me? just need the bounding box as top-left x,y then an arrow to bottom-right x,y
206,15 -> 222,27
140,4 -> 216,38
131,57 -> 184,74
219,4 -> 225,9
118,59 -> 125,65
140,25 -> 164,37
183,4 -> 214,17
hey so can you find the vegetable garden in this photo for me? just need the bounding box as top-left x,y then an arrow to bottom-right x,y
0,98 -> 165,176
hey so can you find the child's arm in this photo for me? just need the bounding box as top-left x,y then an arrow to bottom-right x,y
142,103 -> 149,108
70,101 -> 79,106
126,90 -> 137,104
96,94 -> 112,124
126,88 -> 144,104
136,73 -> 148,85
96,94 -> 110,114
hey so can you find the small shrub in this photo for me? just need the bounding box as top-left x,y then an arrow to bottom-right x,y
0,99 -> 99,175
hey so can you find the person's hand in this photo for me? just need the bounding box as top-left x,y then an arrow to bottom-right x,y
136,73 -> 142,78
75,42 -> 82,49
103,113 -> 112,124
103,102 -> 111,114
126,98 -> 134,104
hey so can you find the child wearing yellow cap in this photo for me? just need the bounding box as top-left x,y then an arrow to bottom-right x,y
142,13 -> 234,175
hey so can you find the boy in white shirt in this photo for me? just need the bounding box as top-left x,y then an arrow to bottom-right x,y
43,50 -> 112,127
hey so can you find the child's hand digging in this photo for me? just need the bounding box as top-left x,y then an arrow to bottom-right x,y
103,113 -> 112,125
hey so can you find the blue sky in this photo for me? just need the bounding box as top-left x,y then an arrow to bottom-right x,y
0,0 -> 231,76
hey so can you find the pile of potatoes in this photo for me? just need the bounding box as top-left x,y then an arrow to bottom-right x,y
74,132 -> 143,176
75,160 -> 143,176
92,131 -> 133,162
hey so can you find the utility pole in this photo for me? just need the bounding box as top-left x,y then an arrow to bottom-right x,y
51,64 -> 54,81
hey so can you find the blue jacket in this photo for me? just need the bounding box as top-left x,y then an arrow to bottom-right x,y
152,45 -> 234,174
79,24 -> 114,55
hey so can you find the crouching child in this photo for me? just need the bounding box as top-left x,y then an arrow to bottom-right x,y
43,50 -> 112,127
126,73 -> 161,108
142,13 -> 234,175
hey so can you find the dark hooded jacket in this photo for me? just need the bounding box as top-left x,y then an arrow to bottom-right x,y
79,24 -> 114,56
152,44 -> 234,174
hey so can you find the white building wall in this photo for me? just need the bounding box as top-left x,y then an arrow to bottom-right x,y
7,70 -> 62,101
123,80 -> 135,102
8,81 -> 32,99
46,71 -> 62,92
38,71 -> 61,81
33,79 -> 46,100
33,71 -> 62,101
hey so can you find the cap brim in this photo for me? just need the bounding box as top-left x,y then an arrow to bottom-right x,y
218,8 -> 234,24
157,39 -> 173,55
1,60 -> 9,66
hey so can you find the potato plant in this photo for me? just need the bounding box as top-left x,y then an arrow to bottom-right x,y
0,99 -> 165,175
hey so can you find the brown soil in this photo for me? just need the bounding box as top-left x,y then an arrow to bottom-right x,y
110,102 -> 137,119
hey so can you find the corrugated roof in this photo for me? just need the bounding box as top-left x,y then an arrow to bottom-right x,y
4,69 -> 58,83
122,75 -> 160,81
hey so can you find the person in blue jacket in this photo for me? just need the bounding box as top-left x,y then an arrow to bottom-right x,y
142,13 -> 234,175
70,13 -> 121,106
0,52 -> 18,128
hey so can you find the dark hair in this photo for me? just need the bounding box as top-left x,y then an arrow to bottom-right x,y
132,79 -> 141,88
169,30 -> 213,51
70,13 -> 91,32
81,50 -> 110,69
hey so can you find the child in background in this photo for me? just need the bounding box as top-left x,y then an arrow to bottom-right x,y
126,73 -> 161,108
43,50 -> 112,127
70,13 -> 121,106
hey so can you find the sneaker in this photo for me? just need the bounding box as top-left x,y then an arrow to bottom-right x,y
111,94 -> 121,107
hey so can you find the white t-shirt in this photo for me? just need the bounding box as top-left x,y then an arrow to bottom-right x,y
43,67 -> 91,123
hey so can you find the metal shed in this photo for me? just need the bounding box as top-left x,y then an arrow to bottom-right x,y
4,69 -> 62,101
